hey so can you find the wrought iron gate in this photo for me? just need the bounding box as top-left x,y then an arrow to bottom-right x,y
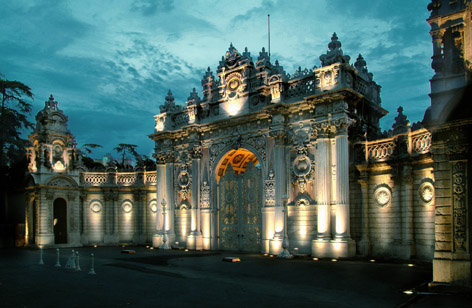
219,162 -> 261,252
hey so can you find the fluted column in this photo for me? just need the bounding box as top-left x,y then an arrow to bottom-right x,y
335,120 -> 350,239
188,144 -> 203,249
268,127 -> 288,255
153,156 -> 166,248
315,128 -> 331,240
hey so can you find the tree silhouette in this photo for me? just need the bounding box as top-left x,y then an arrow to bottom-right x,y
0,74 -> 34,167
114,143 -> 140,166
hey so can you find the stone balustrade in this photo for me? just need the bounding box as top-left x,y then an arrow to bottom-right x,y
81,170 -> 157,187
364,128 -> 432,162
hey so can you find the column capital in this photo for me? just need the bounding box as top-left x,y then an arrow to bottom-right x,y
189,143 -> 203,160
153,151 -> 175,165
269,126 -> 286,145
312,121 -> 331,139
334,118 -> 355,136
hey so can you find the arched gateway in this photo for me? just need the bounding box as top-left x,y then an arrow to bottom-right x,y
150,35 -> 385,257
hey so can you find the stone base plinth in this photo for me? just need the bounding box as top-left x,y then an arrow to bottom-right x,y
152,234 -> 163,248
433,256 -> 471,286
187,233 -> 203,250
36,234 -> 54,247
312,239 -> 356,258
269,238 -> 283,255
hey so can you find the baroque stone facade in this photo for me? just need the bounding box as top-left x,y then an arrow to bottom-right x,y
21,1 -> 472,286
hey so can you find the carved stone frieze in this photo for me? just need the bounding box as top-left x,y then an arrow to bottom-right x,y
190,143 -> 203,159
452,161 -> 467,251
264,169 -> 275,207
176,164 -> 192,201
200,181 -> 210,209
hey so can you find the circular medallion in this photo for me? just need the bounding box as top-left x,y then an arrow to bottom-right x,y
178,171 -> 190,188
90,201 -> 102,213
374,186 -> 391,207
293,155 -> 311,177
122,201 -> 133,213
149,201 -> 158,213
228,77 -> 241,91
419,182 -> 434,205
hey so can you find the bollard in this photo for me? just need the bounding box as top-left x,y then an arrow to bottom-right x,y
39,247 -> 44,265
88,253 -> 96,275
75,251 -> 81,271
65,250 -> 76,270
55,248 -> 61,267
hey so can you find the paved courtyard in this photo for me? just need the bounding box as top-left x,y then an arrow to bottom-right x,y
0,246 -> 470,307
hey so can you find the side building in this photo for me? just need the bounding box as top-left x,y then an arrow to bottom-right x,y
24,95 -> 157,247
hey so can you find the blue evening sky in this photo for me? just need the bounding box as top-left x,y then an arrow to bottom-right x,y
0,0 -> 432,159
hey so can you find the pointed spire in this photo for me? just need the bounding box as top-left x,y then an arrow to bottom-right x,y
319,32 -> 350,67
187,87 -> 200,106
165,89 -> 174,103
354,54 -> 367,69
45,94 -> 58,110
392,106 -> 410,134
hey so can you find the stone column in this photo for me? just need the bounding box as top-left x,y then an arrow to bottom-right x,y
312,124 -> 332,257
165,158 -> 176,245
268,128 -> 287,255
153,159 -> 166,248
315,126 -> 331,239
36,189 -> 54,247
67,191 -> 80,245
335,120 -> 351,238
187,144 -> 203,249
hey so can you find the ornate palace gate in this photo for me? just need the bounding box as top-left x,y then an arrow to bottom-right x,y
218,162 -> 261,252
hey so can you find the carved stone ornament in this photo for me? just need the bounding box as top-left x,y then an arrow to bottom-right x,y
293,154 -> 311,176
149,200 -> 158,213
90,200 -> 103,213
264,169 -> 276,207
122,200 -> 133,213
418,182 -> 435,205
48,177 -> 75,187
374,185 -> 392,207
178,169 -> 190,188
200,181 -> 210,209
452,161 -> 467,251
292,146 -> 313,194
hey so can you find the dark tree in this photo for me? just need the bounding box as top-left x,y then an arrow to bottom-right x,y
114,143 -> 140,166
0,75 -> 34,167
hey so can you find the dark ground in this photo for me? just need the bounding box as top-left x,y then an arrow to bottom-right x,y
0,246 -> 470,307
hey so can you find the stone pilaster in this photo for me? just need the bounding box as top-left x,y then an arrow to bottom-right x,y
268,127 -> 288,255
36,189 -> 54,246
153,156 -> 166,248
357,169 -> 370,256
333,119 -> 356,257
103,190 -> 118,244
187,144 -> 203,250
133,190 -> 146,244
312,123 -> 332,257
401,166 -> 415,259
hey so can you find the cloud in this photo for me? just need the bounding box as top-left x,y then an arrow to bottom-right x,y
131,0 -> 174,16
0,0 -> 436,158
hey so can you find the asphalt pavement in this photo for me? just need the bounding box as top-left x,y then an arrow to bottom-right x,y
0,246 -> 470,307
